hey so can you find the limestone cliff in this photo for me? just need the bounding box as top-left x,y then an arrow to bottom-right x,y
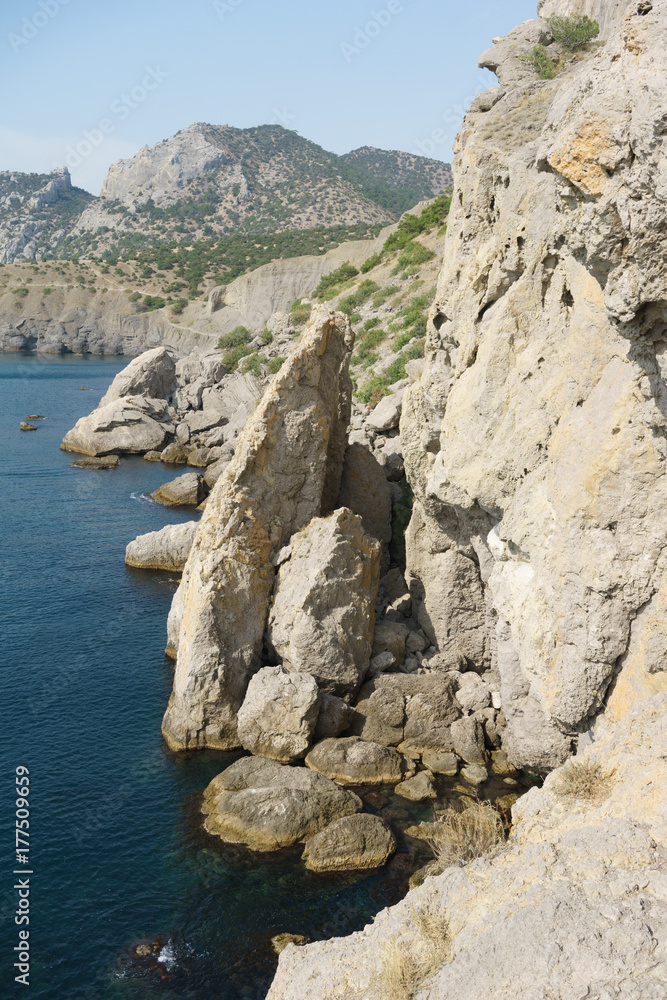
401,0 -> 667,769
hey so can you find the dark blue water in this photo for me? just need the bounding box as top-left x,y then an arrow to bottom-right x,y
0,354 -> 433,1000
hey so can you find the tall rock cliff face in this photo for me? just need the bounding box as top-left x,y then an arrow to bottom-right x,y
401,0 -> 667,770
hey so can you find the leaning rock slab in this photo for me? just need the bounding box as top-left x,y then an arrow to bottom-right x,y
302,814 -> 396,872
267,508 -> 381,697
237,665 -> 320,763
305,736 -> 410,786
202,756 -> 362,852
162,308 -> 354,750
125,521 -> 197,572
99,346 -> 175,406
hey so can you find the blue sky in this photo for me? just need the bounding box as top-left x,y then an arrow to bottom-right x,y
0,0 -> 537,194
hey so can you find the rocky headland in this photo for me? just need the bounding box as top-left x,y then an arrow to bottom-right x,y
53,0 -> 667,995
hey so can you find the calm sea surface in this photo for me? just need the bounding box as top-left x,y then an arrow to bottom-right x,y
0,353 -> 433,1000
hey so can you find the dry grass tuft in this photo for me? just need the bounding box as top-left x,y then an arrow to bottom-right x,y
553,756 -> 613,801
376,908 -> 450,1000
427,801 -> 505,868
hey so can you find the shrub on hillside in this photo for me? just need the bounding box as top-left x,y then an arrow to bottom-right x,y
532,44 -> 556,78
548,14 -> 599,51
290,298 -> 312,325
313,261 -> 359,298
360,252 -> 381,273
218,326 -> 252,349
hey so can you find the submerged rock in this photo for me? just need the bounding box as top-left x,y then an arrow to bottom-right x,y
20,422 -> 37,431
305,736 -> 410,787
267,508 -> 381,697
395,770 -> 437,802
150,473 -> 205,507
125,521 -> 197,572
202,756 -> 362,852
302,814 -> 396,872
162,308 -> 354,750
237,666 -> 321,763
70,455 -> 120,469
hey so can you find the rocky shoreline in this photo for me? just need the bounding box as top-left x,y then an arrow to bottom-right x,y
55,0 -> 667,994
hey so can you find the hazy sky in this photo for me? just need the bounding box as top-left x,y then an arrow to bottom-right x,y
0,0 -> 537,194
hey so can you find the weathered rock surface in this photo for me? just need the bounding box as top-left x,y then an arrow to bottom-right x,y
268,694 -> 667,1000
61,346 -> 261,458
305,736 -> 410,786
421,750 -> 459,776
336,443 -> 392,550
302,814 -> 397,872
313,693 -> 355,741
395,770 -> 437,802
267,508 -> 381,696
399,0 -> 667,768
150,472 -> 205,507
99,346 -> 176,406
61,395 -> 172,456
450,716 -> 487,766
237,666 -> 320,763
125,521 -> 197,572
162,308 -> 354,749
350,674 -> 461,750
202,756 -> 362,852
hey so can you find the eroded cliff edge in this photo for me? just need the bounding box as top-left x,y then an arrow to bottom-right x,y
402,0 -> 667,770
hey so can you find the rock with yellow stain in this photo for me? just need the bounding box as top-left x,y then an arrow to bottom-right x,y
162,307 -> 354,750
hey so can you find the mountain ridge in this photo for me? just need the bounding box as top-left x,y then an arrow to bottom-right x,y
0,123 -> 452,283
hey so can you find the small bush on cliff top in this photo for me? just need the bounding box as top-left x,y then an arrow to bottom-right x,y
548,14 -> 600,51
427,801 -> 505,868
554,756 -> 613,801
